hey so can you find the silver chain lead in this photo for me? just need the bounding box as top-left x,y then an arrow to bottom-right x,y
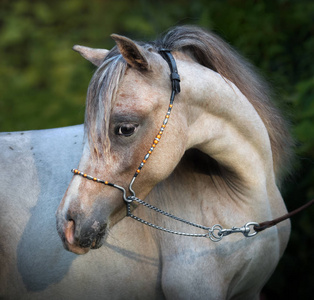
126,196 -> 259,241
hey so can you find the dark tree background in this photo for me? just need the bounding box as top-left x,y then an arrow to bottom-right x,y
0,0 -> 313,298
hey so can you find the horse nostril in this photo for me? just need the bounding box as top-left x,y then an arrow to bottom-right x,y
64,219 -> 76,245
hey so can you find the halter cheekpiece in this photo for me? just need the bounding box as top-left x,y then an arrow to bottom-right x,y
72,49 -> 314,241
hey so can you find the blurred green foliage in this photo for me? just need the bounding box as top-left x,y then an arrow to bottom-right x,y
0,0 -> 313,298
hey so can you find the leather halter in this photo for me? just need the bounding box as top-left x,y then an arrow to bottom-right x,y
72,50 -> 314,241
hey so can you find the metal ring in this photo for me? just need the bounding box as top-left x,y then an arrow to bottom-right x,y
208,224 -> 223,242
244,222 -> 260,237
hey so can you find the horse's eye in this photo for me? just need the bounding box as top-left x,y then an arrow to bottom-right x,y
116,124 -> 138,137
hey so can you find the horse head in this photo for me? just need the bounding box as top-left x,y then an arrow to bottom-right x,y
56,35 -> 189,254
56,27 -> 292,260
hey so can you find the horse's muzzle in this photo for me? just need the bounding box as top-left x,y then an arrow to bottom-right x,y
56,213 -> 107,255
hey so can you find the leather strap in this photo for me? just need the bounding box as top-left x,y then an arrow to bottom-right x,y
159,49 -> 181,95
254,198 -> 314,232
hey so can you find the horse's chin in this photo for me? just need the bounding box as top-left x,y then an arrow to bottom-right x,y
66,243 -> 91,255
63,236 -> 104,255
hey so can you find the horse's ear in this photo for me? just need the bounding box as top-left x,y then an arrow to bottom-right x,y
72,45 -> 109,67
111,34 -> 149,70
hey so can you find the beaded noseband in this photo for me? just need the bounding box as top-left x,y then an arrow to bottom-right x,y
72,49 -> 314,241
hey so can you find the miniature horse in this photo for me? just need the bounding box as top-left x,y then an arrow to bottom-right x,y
0,26 -> 292,299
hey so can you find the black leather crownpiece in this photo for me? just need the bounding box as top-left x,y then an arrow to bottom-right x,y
159,49 -> 181,95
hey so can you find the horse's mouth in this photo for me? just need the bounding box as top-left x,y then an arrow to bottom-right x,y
59,219 -> 107,254
90,230 -> 106,250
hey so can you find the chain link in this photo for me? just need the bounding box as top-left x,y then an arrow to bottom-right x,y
126,196 -> 259,241
127,201 -> 208,237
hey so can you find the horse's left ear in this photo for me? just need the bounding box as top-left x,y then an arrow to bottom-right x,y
111,34 -> 149,70
73,45 -> 109,67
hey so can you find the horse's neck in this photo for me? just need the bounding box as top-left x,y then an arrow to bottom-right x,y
181,60 -> 276,200
147,57 -> 289,237
144,149 -> 247,227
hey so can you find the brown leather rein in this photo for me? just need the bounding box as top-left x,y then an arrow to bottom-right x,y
255,198 -> 314,232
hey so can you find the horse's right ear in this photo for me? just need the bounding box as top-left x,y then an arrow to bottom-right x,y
73,45 -> 109,67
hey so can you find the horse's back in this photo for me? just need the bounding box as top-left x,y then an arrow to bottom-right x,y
0,125 -> 84,298
0,125 -> 84,218
0,124 -> 84,205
